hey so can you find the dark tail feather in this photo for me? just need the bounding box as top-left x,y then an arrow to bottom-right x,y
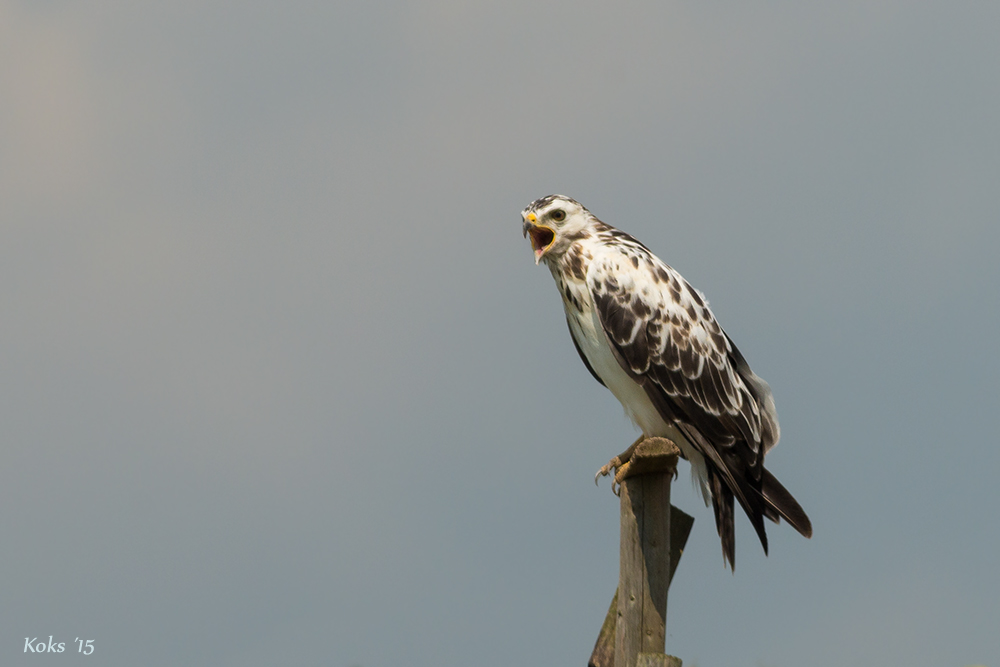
760,468 -> 813,538
710,458 -> 786,570
709,469 -> 745,570
710,468 -> 809,571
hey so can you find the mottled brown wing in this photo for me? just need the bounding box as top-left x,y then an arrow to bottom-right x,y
586,248 -> 775,566
586,252 -> 765,455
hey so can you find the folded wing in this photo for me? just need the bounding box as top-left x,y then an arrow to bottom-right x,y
586,245 -> 810,568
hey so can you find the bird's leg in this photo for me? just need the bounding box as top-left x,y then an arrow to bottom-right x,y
595,435 -> 645,496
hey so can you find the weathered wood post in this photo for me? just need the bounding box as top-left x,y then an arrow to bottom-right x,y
589,438 -> 693,667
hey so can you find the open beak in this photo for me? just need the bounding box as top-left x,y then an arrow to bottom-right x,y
522,216 -> 555,265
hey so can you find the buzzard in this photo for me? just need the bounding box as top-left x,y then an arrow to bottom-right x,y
522,194 -> 811,568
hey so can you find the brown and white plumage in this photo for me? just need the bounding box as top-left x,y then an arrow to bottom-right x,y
521,194 -> 811,569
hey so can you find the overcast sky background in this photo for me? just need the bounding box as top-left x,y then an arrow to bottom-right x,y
2,2 -> 998,666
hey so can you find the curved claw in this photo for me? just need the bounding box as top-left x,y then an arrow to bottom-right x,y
595,456 -> 623,490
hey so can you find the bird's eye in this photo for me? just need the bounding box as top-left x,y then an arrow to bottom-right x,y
550,209 -> 566,222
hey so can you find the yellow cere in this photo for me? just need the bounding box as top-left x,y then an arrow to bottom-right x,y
526,212 -> 537,223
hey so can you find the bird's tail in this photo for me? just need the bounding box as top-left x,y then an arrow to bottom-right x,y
708,470 -> 740,569
760,468 -> 813,539
709,466 -> 811,570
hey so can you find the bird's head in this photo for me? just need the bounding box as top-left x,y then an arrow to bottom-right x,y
521,194 -> 592,265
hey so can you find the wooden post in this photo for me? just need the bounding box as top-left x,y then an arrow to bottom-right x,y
589,438 -> 692,667
617,453 -> 674,667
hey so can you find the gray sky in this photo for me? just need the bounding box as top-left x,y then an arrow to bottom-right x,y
2,2 -> 998,666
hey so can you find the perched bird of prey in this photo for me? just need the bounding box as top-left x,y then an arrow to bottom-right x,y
522,194 -> 811,568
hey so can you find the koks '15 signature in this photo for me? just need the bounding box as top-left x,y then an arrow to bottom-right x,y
24,637 -> 95,655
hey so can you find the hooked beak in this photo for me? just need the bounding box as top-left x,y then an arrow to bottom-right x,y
522,214 -> 555,265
